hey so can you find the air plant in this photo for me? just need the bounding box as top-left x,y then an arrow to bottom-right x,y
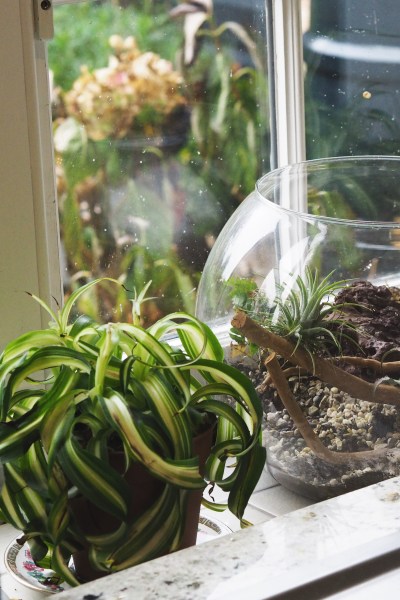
231,269 -> 357,357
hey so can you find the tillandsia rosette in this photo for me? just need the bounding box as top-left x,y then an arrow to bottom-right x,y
0,278 -> 265,586
229,268 -> 359,357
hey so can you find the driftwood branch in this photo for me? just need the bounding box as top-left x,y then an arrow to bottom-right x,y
332,356 -> 400,376
231,311 -> 400,407
258,366 -> 307,392
264,353 -> 385,465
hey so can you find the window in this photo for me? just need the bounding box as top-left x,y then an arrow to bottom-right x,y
49,0 -> 270,324
304,0 -> 400,158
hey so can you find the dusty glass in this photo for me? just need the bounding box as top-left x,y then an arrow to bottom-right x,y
304,0 -> 400,158
49,0 -> 269,323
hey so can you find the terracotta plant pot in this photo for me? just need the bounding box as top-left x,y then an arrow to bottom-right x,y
72,421 -> 215,582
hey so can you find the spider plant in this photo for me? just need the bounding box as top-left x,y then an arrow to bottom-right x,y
0,278 -> 265,586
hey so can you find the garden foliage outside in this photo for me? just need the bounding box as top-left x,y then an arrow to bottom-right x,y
50,0 -> 269,324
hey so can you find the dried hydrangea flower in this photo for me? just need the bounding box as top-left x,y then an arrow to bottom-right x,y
65,35 -> 186,141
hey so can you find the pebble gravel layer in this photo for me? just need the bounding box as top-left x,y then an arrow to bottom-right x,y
242,362 -> 400,498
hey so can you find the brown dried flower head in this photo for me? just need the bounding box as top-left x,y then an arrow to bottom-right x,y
65,35 -> 186,141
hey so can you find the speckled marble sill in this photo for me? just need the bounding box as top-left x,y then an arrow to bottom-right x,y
48,476 -> 400,600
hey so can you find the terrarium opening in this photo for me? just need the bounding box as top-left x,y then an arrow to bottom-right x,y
255,155 -> 400,226
197,155 -> 400,331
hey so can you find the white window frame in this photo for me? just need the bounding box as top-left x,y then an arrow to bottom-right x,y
0,0 -> 62,348
266,0 -> 306,169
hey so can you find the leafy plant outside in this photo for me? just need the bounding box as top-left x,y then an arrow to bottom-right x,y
50,0 -> 269,324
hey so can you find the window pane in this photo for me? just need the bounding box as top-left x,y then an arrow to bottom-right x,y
304,0 -> 400,159
49,0 -> 269,324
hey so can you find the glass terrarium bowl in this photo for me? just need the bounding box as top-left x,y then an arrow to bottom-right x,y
197,156 -> 400,500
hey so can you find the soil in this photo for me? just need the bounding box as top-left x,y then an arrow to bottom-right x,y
231,280 -> 400,500
329,280 -> 400,377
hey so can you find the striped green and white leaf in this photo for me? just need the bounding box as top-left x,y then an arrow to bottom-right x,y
58,434 -> 130,521
99,485 -> 182,571
98,391 -> 205,489
0,277 -> 266,583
